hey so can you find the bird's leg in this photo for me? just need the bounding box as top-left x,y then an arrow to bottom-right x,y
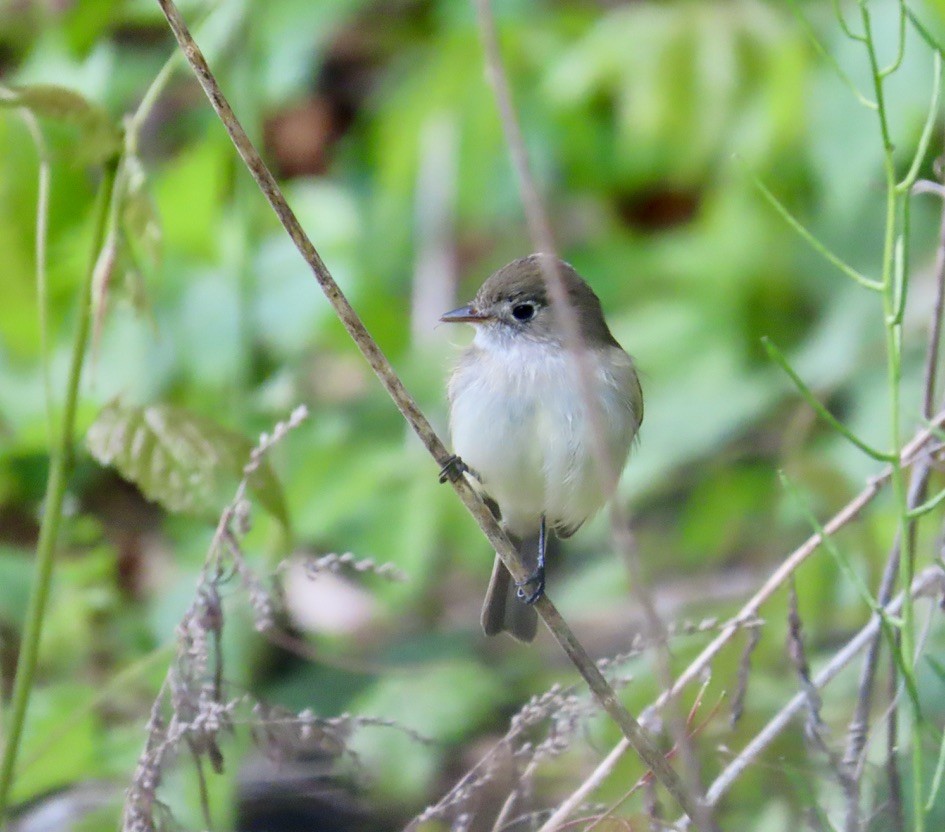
438,454 -> 469,484
516,514 -> 546,605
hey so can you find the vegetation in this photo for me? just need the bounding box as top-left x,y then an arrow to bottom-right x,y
2,0 -> 945,830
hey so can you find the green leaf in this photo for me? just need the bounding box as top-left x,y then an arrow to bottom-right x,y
0,84 -> 122,164
86,401 -> 289,527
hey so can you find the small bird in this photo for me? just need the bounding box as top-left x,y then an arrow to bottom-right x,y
440,254 -> 643,642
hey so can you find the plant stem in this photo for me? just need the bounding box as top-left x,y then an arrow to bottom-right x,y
153,0 -> 707,823
861,1 -> 924,825
0,159 -> 118,820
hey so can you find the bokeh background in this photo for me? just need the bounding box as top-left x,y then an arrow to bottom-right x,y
2,0 -> 945,829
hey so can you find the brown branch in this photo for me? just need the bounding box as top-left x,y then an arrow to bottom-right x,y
883,647 -> 905,832
535,412 -> 945,832
472,1 -> 711,826
840,459 -> 931,831
694,568 -> 945,819
153,0 -> 702,823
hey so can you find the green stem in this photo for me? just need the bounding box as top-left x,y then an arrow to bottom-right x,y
862,3 -> 925,825
763,336 -> 895,462
746,165 -> 881,291
907,485 -> 945,519
834,0 -> 867,42
880,0 -> 907,78
897,50 -> 942,193
0,159 -> 118,820
778,471 -> 880,610
788,0 -> 876,109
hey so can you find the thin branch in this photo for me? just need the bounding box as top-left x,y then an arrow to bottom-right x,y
730,624 -> 762,728
779,472 -> 882,611
896,51 -> 942,193
833,0 -> 867,42
787,0 -> 876,110
535,411 -> 945,832
583,678 -> 720,832
907,5 -> 945,67
859,0 -> 927,822
153,0 -> 702,822
841,460 -> 933,832
880,0 -> 908,78
764,337 -> 895,461
693,568 -> 945,819
926,659 -> 945,810
907,484 -> 945,518
884,646 -> 905,832
744,164 -> 882,291
472,1 -> 712,825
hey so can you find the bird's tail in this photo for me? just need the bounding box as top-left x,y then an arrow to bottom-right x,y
480,535 -> 540,643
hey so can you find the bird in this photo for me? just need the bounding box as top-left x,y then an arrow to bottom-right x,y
440,253 -> 643,642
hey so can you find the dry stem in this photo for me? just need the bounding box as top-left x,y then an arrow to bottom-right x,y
154,0 -> 701,822
472,1 -> 711,825
537,413 -> 945,832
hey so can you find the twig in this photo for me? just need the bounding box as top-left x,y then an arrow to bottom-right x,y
416,618 -> 742,832
840,459 -> 932,832
472,1 -> 711,825
764,337 -> 894,461
745,166 -> 881,292
153,0 -> 701,821
123,407 -> 308,830
786,578 -> 824,739
691,568 -> 945,821
535,412 -> 945,832
885,646 -> 905,832
582,678 -> 720,832
730,624 -> 762,728
786,578 -> 851,798
409,683 -> 578,830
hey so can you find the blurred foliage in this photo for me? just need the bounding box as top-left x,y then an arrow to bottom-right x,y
1,0 -> 945,829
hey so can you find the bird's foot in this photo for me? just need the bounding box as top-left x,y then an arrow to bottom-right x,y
438,454 -> 469,484
515,566 -> 545,605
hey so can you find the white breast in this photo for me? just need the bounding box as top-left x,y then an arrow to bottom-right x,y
448,330 -> 638,538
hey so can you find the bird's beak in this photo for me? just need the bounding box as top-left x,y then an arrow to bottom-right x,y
439,304 -> 492,324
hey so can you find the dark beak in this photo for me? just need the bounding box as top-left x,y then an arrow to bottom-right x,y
439,304 -> 491,324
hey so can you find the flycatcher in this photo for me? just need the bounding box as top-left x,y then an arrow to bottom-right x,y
440,254 -> 643,642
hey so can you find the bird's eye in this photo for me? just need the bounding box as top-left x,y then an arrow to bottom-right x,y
511,303 -> 536,322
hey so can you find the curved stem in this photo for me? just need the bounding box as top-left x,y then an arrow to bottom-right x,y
763,337 -> 895,462
746,166 -> 881,291
0,160 -> 118,820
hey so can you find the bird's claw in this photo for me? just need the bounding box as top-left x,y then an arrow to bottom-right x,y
438,454 -> 469,484
515,567 -> 545,605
